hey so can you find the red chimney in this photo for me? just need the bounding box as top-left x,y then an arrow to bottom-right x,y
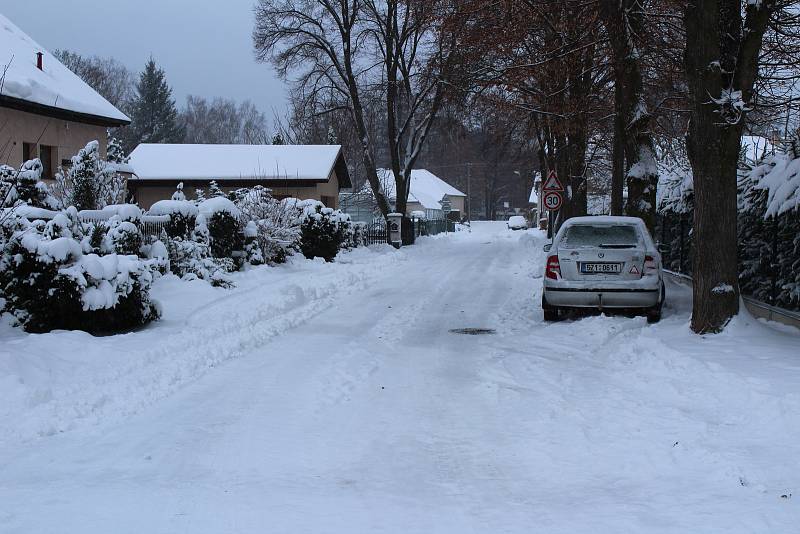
36,52 -> 43,71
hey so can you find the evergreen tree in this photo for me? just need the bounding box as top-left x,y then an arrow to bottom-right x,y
271,131 -> 285,145
60,141 -> 116,211
107,135 -> 129,164
208,180 -> 225,198
123,58 -> 184,151
327,125 -> 337,145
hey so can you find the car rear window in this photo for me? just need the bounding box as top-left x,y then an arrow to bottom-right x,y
560,224 -> 640,249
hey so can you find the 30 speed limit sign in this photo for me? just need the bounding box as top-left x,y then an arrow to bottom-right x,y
543,191 -> 563,211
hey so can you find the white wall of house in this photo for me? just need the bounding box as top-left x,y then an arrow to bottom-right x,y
0,107 -> 108,178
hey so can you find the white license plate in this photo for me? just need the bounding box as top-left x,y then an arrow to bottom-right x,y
580,262 -> 622,274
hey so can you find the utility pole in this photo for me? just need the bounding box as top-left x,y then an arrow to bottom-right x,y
466,163 -> 472,231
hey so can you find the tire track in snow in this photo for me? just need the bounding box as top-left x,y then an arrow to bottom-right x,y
2,249 -> 409,445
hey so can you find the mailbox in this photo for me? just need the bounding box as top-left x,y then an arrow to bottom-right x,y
388,212 -> 403,248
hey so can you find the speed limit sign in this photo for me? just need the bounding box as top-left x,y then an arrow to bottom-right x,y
543,191 -> 563,211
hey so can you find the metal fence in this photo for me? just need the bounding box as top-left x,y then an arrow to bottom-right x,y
657,211 -> 800,312
417,218 -> 451,237
79,214 -> 170,242
655,212 -> 693,275
363,220 -> 388,245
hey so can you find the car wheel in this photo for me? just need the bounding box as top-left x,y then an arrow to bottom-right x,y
646,283 -> 666,324
542,295 -> 559,322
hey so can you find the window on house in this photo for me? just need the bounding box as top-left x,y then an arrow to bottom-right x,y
22,142 -> 36,163
39,145 -> 55,179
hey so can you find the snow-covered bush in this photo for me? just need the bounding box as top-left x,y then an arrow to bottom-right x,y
243,221 -> 265,266
290,199 -> 351,262
0,210 -> 160,333
199,197 -> 243,261
1,160 -> 60,210
105,220 -> 143,256
165,236 -> 233,288
149,198 -> 199,239
54,141 -> 122,211
342,221 -> 366,249
234,186 -> 301,264
656,138 -> 800,310
737,143 -> 800,309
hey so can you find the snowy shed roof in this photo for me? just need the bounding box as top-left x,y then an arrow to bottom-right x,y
128,144 -> 351,187
0,13 -> 130,126
375,169 -> 466,210
529,187 -> 539,205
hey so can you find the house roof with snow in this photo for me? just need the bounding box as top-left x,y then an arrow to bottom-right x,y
375,168 -> 466,210
0,13 -> 130,127
128,144 -> 352,188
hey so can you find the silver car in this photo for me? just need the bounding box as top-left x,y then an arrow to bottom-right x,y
541,216 -> 665,322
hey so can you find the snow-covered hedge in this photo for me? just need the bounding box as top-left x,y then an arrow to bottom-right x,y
199,197 -> 243,261
233,186 -> 301,265
0,209 -> 161,333
288,198 -> 353,262
150,199 -> 199,239
656,138 -> 800,310
737,147 -> 800,308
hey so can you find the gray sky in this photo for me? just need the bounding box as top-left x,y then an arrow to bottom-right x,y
3,0 -> 288,121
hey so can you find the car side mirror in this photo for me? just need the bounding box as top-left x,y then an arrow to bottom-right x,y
543,244 -> 552,252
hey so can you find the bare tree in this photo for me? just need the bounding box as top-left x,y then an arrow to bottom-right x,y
253,0 -> 465,218
600,1 -> 659,231
180,96 -> 269,145
54,50 -> 135,110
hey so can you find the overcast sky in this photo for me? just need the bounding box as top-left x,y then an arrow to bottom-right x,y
3,0 -> 288,121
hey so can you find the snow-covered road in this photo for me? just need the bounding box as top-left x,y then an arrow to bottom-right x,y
1,222 -> 799,533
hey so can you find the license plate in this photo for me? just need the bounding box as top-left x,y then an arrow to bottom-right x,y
580,262 -> 622,274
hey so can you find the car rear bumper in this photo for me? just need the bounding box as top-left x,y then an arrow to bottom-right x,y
543,285 -> 661,309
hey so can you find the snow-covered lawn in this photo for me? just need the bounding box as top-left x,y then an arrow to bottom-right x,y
1,222 -> 798,533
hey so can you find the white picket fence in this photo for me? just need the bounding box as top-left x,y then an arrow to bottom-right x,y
11,206 -> 170,240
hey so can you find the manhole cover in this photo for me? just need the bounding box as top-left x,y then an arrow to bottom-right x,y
449,328 -> 496,335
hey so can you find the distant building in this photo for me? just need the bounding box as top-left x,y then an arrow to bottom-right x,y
127,144 -> 351,209
0,14 -> 130,178
340,168 -> 466,222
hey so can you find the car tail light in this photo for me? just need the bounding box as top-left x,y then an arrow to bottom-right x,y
545,255 -> 561,280
644,255 -> 658,275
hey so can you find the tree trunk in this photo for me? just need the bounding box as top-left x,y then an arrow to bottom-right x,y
683,0 -> 773,333
601,0 -> 658,232
610,83 -> 625,216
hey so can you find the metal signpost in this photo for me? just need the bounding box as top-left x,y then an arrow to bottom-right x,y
542,170 -> 564,239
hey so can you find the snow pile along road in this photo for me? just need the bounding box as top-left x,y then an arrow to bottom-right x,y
1,222 -> 799,533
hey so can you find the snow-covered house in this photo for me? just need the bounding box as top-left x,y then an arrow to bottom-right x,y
127,144 -> 352,209
0,14 -> 130,178
340,169 -> 466,222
